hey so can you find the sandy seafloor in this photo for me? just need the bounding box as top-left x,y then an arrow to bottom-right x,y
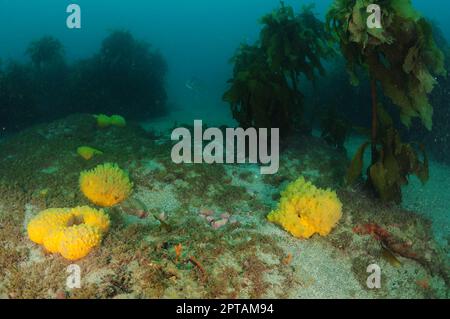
141,106 -> 450,298
144,103 -> 449,252
0,101 -> 448,299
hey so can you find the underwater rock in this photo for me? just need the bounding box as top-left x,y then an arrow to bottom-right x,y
158,212 -> 167,221
199,208 -> 214,217
220,213 -> 231,220
211,218 -> 229,230
198,208 -> 231,229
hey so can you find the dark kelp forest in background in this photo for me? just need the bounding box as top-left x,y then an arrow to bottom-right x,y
0,30 -> 168,130
1,0 -> 450,204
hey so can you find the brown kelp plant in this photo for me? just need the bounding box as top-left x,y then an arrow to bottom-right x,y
223,0 -> 446,203
223,3 -> 335,137
327,0 -> 446,202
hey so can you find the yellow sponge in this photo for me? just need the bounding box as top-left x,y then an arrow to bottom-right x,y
80,163 -> 133,207
94,114 -> 127,128
27,206 -> 110,260
55,225 -> 102,260
95,114 -> 112,128
27,208 -> 71,245
77,146 -> 103,160
268,177 -> 342,239
110,115 -> 127,127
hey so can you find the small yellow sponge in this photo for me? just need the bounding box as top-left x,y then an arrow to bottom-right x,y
77,146 -> 103,160
268,177 -> 342,239
94,114 -> 127,128
80,163 -> 133,207
95,114 -> 112,128
27,206 -> 110,260
109,115 -> 127,127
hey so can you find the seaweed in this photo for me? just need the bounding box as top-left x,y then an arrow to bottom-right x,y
0,62 -> 38,131
409,21 -> 450,164
69,30 -> 168,119
327,0 -> 446,129
223,3 -> 334,136
259,3 -> 335,87
27,36 -> 71,119
223,43 -> 302,135
26,36 -> 65,69
346,105 -> 429,203
0,31 -> 168,133
320,106 -> 350,150
328,0 -> 444,201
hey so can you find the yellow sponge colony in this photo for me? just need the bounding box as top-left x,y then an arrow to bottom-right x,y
27,206 -> 110,260
94,114 -> 127,128
268,177 -> 342,239
109,115 -> 127,127
77,146 -> 103,160
80,163 -> 133,207
95,114 -> 112,128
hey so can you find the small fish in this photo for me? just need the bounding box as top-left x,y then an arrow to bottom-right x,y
185,76 -> 204,92
185,80 -> 195,90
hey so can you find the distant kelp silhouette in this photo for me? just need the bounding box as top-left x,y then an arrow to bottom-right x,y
0,31 -> 168,132
27,36 -> 65,69
69,30 -> 168,119
28,36 -> 72,120
0,62 -> 38,131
